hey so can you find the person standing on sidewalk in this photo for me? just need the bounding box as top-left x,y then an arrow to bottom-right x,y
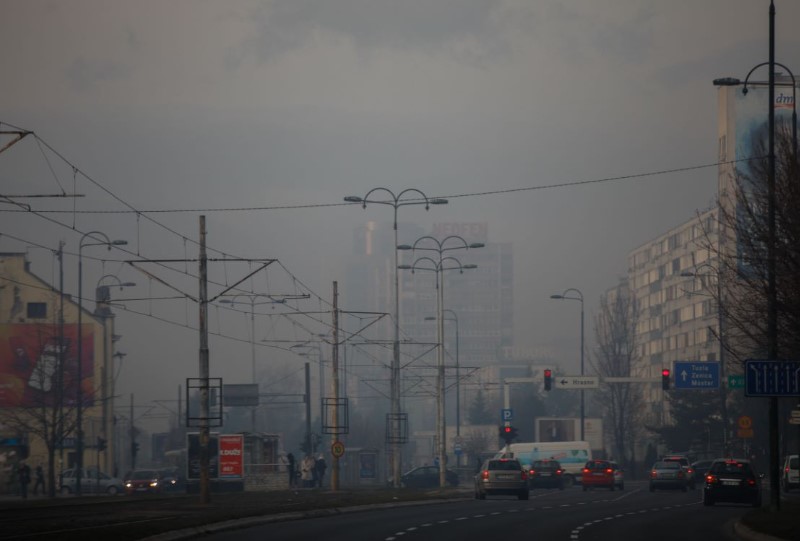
286,453 -> 296,488
300,455 -> 315,488
17,462 -> 31,499
33,464 -> 45,496
315,455 -> 327,488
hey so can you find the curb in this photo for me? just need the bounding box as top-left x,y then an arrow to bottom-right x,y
140,497 -> 471,541
734,520 -> 791,541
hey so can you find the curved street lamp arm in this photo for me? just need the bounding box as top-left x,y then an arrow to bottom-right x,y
558,287 -> 584,303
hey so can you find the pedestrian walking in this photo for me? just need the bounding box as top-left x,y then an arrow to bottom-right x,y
300,455 -> 315,488
17,462 -> 31,499
315,455 -> 327,488
286,453 -> 296,488
33,464 -> 45,495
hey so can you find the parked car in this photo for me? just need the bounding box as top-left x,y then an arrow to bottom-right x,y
581,460 -> 623,491
703,458 -> 762,507
528,459 -> 565,490
399,466 -> 459,488
662,454 -> 695,489
474,458 -> 529,500
60,468 -> 124,495
649,461 -> 689,492
781,454 -> 799,492
124,469 -> 166,495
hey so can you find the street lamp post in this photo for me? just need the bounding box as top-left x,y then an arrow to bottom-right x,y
425,309 -> 460,463
77,232 -> 127,495
94,275 -> 135,475
550,288 -> 585,441
220,294 -> 309,432
344,189 -> 447,487
399,235 -> 481,488
681,264 -> 729,454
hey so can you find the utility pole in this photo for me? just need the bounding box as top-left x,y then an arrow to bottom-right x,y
331,281 -> 340,491
199,216 -> 210,504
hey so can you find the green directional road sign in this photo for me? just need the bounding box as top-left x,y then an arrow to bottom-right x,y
728,374 -> 745,389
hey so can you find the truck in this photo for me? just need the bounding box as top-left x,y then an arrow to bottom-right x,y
495,441 -> 591,486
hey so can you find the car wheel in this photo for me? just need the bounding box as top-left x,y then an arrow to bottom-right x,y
519,490 -> 529,500
107,486 -> 119,496
582,484 -> 588,492
478,490 -> 486,500
559,482 -> 564,491
649,483 -> 655,492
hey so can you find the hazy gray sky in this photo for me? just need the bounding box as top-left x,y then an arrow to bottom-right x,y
2,0 -> 799,433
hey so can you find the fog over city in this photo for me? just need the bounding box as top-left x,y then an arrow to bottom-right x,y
2,0 -> 799,435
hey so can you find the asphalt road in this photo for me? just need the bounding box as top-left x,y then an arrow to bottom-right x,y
196,481 -> 755,541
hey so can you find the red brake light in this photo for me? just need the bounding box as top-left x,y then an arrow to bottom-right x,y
747,478 -> 756,487
582,468 -> 589,474
556,469 -> 562,475
481,470 -> 489,480
521,470 -> 528,480
529,469 -> 536,475
706,474 -> 717,483
606,468 -> 613,474
650,470 -> 657,478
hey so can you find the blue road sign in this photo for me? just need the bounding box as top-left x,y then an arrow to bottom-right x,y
745,360 -> 800,396
501,408 -> 513,421
674,361 -> 720,389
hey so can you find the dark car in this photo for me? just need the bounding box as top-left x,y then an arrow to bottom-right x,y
474,458 -> 528,500
691,460 -> 714,485
528,459 -> 565,490
124,469 -> 165,495
399,466 -> 459,488
703,458 -> 762,507
158,468 -> 185,493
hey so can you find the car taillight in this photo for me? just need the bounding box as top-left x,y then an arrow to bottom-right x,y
605,468 -> 613,474
529,469 -> 536,475
556,469 -> 562,475
521,470 -> 528,480
747,478 -> 756,487
687,468 -> 694,475
706,474 -> 717,484
650,470 -> 657,478
481,470 -> 489,480
583,468 -> 589,474
786,466 -> 790,473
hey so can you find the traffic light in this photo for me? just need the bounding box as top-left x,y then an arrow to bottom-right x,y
661,368 -> 670,390
499,425 -> 518,444
544,369 -> 552,391
96,437 -> 107,452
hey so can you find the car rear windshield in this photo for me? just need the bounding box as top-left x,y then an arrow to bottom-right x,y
654,461 -> 680,470
487,460 -> 521,470
585,461 -> 610,470
709,461 -> 754,476
663,457 -> 689,465
132,470 -> 158,479
533,461 -> 559,469
790,457 -> 799,469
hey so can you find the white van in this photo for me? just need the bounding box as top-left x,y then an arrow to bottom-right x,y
495,441 -> 592,486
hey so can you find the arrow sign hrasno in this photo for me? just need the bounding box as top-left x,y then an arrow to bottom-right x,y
554,376 -> 599,389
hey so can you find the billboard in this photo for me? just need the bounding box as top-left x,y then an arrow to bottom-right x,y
219,434 -> 244,478
0,323 -> 94,408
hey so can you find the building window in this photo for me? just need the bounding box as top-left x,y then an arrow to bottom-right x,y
27,302 -> 47,319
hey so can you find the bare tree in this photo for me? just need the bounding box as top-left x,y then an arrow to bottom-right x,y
592,280 -> 645,472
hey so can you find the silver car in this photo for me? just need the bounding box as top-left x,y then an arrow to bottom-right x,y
60,468 -> 124,495
474,458 -> 529,500
649,461 -> 688,492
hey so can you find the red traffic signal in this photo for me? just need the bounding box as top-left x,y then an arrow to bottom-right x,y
661,368 -> 670,390
544,369 -> 552,391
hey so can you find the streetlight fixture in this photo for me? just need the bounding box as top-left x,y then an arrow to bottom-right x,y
424,309 -> 460,462
550,288 -> 585,441
399,235 -> 480,487
220,293 -> 309,431
77,232 -> 127,495
344,188 -> 447,487
680,264 -> 729,454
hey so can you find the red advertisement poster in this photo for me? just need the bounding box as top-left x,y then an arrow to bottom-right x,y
218,434 -> 244,478
0,323 -> 94,408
